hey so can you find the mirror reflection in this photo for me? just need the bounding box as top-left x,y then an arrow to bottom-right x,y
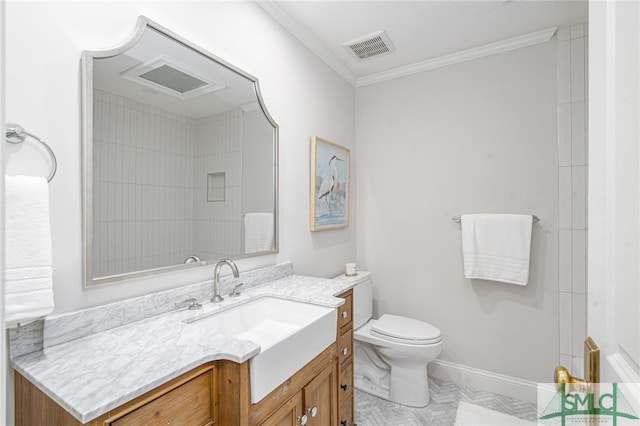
83,17 -> 278,286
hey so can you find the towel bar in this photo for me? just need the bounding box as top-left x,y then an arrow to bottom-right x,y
5,123 -> 57,182
452,215 -> 540,224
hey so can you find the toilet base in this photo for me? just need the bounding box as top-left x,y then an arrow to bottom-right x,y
354,341 -> 432,407
354,374 -> 390,400
388,364 -> 430,407
354,367 -> 430,407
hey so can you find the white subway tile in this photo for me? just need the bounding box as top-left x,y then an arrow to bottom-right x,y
114,144 -> 123,184
572,293 -> 586,356
107,142 -> 117,184
108,102 -> 117,143
559,230 -> 572,292
560,354 -> 573,373
571,166 -> 587,230
572,230 -> 587,294
94,98 -> 103,141
559,292 -> 573,355
570,23 -> 585,39
557,26 -> 571,42
559,167 -> 572,229
571,37 -> 586,102
99,181 -> 108,223
558,103 -> 572,166
558,40 -> 571,104
107,221 -> 116,262
571,102 -> 586,166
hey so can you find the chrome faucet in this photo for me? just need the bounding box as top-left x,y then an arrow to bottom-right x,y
212,259 -> 240,303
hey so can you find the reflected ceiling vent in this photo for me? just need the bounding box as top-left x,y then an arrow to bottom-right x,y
121,56 -> 226,100
343,30 -> 395,60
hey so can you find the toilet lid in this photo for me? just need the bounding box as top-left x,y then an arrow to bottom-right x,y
371,314 -> 442,345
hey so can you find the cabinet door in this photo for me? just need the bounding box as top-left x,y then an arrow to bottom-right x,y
338,394 -> 353,426
303,361 -> 338,426
109,368 -> 215,426
338,360 -> 353,403
259,391 -> 304,426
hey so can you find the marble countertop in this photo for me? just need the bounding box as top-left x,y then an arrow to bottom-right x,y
10,274 -> 356,423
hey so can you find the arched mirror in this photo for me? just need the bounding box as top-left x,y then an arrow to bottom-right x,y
82,16 -> 278,287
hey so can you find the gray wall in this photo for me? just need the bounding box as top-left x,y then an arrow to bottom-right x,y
355,40 -> 559,382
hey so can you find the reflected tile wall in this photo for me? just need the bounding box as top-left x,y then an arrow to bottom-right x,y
93,89 -> 196,276
92,90 -> 242,276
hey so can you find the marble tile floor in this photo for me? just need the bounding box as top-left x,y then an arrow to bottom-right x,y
354,377 -> 538,426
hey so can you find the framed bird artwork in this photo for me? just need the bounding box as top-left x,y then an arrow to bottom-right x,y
310,136 -> 350,231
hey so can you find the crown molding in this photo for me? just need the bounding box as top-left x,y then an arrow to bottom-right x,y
257,1 -> 557,89
356,26 -> 558,87
257,1 -> 357,86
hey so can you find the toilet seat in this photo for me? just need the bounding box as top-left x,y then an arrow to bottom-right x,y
370,314 -> 442,345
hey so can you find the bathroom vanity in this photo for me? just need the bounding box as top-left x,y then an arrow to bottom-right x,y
15,348 -> 339,426
11,265 -> 356,426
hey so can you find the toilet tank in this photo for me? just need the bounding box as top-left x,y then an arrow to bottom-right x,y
334,271 -> 372,329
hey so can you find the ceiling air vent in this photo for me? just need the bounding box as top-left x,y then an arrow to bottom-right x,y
121,56 -> 226,100
343,30 -> 395,60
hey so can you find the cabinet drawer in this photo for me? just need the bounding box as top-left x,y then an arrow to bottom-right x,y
337,291 -> 353,330
338,360 -> 353,402
338,391 -> 353,426
109,369 -> 215,426
337,328 -> 353,365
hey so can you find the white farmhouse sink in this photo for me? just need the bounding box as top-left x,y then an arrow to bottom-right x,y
188,297 -> 336,402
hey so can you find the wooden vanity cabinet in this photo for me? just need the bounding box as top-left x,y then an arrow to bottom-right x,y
15,363 -> 218,426
336,289 -> 355,426
15,296 -> 356,426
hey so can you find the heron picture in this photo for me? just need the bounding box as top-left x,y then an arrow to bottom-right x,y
310,136 -> 350,231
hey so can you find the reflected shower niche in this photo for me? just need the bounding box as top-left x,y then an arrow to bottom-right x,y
82,16 -> 278,286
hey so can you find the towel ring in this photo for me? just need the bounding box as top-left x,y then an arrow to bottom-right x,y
5,123 -> 57,182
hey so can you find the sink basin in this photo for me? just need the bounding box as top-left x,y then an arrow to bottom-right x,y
188,297 -> 336,402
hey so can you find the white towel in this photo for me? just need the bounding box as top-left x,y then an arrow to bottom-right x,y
244,212 -> 274,254
5,175 -> 55,325
461,214 -> 533,285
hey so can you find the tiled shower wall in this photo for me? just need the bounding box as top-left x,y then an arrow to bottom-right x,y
193,110 -> 243,261
93,89 -> 242,277
93,89 -> 196,277
557,23 -> 588,372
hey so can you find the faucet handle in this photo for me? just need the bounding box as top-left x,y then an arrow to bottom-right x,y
175,298 -> 202,310
229,282 -> 244,297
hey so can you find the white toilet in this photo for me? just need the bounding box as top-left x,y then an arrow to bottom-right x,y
335,271 -> 442,407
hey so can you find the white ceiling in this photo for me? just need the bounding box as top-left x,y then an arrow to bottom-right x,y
259,0 -> 588,86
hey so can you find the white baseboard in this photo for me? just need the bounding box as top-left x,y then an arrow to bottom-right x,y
429,359 -> 538,403
607,352 -> 640,416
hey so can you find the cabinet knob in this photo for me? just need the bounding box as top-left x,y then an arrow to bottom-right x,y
340,383 -> 348,391
341,421 -> 348,426
341,311 -> 348,319
297,414 -> 308,425
307,406 -> 318,417
341,347 -> 349,356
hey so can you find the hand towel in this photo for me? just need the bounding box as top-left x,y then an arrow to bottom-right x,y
244,212 -> 274,254
5,175 -> 55,325
461,214 -> 533,285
